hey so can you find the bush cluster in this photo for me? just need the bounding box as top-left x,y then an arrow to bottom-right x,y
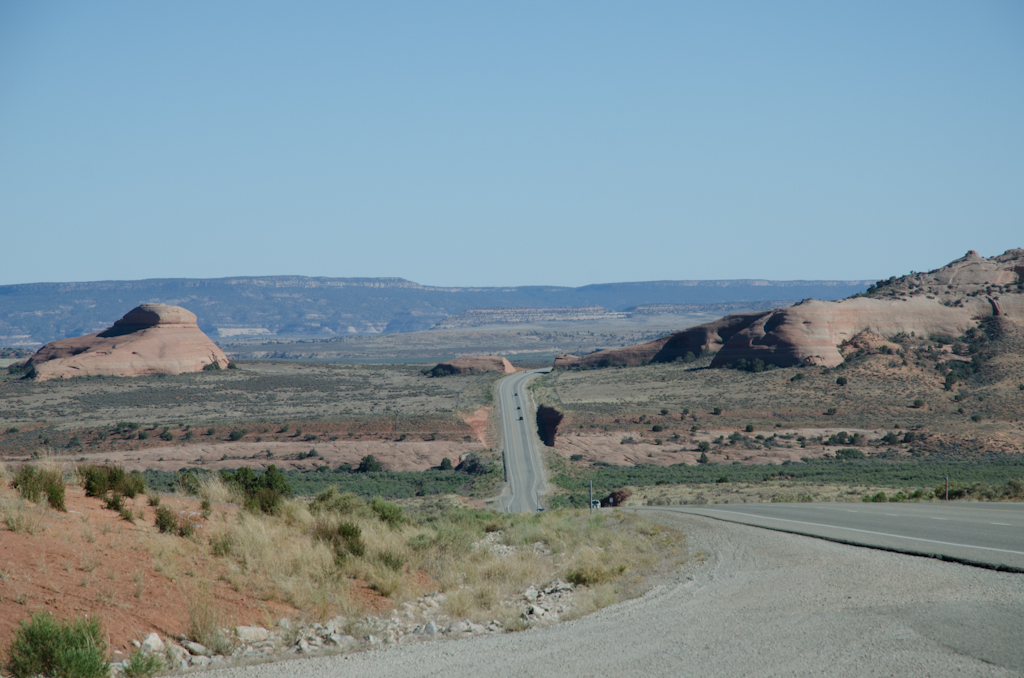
6,612 -> 108,678
219,465 -> 292,515
81,465 -> 145,499
12,465 -> 66,511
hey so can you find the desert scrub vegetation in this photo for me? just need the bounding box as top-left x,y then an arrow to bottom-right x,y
202,481 -> 683,625
11,463 -> 66,511
142,452 -> 503,501
6,612 -> 109,678
547,452 -> 1024,508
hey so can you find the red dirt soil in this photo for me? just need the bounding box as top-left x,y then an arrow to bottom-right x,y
0,485 -> 299,656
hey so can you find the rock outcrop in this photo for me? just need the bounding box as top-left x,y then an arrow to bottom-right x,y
430,356 -> 516,376
555,249 -> 1024,370
26,303 -> 229,381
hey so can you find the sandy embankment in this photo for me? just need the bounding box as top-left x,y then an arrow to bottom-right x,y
552,428 -> 889,467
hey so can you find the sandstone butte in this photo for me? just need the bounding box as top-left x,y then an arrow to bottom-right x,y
25,303 -> 229,381
555,249 -> 1024,370
431,356 -> 517,375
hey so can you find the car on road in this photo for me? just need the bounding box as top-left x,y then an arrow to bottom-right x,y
519,416 -> 523,420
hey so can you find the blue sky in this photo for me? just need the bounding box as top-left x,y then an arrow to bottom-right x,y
1,1 -> 1021,287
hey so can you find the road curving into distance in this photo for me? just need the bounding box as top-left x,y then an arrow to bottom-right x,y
496,369 -> 549,513
635,502 -> 1024,572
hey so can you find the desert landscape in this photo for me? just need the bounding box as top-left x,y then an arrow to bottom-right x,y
3,4 -> 1023,674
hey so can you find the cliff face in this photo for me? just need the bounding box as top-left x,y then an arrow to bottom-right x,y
26,304 -> 229,381
555,249 -> 1024,370
430,356 -> 517,376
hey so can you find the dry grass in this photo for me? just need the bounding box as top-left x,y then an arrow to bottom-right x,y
196,474 -> 241,505
0,495 -> 43,535
200,488 -> 683,624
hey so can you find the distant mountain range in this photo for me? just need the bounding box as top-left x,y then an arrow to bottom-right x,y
0,276 -> 871,346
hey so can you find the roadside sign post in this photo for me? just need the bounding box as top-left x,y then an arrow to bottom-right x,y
590,481 -> 593,515
946,476 -> 949,501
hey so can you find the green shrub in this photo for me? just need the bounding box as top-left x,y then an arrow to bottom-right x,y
439,457 -> 453,471
697,441 -> 711,452
154,506 -> 177,533
834,448 -> 865,460
309,488 -> 366,516
178,520 -> 195,538
104,493 -> 124,512
377,549 -> 405,571
569,454 -> 584,462
81,465 -> 141,499
6,612 -> 108,678
228,429 -> 245,441
244,488 -> 283,516
159,430 -> 174,441
119,507 -> 135,523
121,650 -> 162,678
744,424 -> 754,433
370,497 -> 406,528
357,454 -> 383,473
313,520 -> 366,560
13,466 -> 66,511
138,431 -> 150,441
651,425 -> 663,432
836,376 -> 848,386
863,491 -> 887,502
712,407 -> 722,415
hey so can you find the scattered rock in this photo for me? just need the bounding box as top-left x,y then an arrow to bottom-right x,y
184,641 -> 210,657
140,632 -> 164,654
235,626 -> 269,643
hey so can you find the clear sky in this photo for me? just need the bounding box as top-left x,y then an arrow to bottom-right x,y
1,1 -> 1021,287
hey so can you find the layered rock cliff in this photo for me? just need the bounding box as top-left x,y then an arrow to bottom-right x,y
430,356 -> 517,376
555,249 -> 1024,370
26,304 -> 229,380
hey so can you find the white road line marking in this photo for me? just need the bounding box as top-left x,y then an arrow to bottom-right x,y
677,509 -> 1024,556
992,522 -> 1012,526
929,517 -> 947,520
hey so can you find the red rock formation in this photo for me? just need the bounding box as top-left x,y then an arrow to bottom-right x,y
26,304 -> 229,381
430,356 -> 517,376
556,249 -> 1024,370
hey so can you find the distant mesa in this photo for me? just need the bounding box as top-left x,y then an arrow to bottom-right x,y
429,356 -> 517,376
555,249 -> 1024,370
25,303 -> 229,381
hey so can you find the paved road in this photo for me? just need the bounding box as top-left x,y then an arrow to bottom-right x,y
637,502 -> 1024,571
208,511 -> 1024,677
496,369 -> 548,513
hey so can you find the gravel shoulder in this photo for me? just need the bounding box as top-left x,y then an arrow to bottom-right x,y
205,511 -> 1024,677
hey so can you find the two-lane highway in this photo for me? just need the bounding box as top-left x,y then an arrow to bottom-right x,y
496,369 -> 549,513
638,502 -> 1024,571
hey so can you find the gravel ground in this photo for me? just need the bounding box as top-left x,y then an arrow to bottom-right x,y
206,511 -> 1024,677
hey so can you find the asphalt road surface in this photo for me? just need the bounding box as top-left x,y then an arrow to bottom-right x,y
638,502 -> 1024,571
208,510 -> 1024,677
497,369 -> 548,513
